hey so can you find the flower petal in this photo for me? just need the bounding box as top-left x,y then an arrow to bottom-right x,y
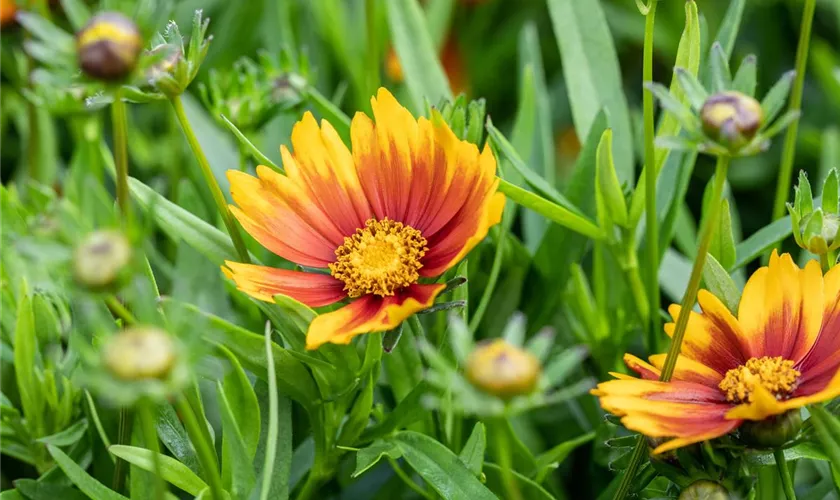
624,354 -> 660,380
222,262 -> 347,307
593,378 -> 739,454
737,252 -> 823,362
228,169 -> 337,267
664,293 -> 746,375
648,353 -> 723,387
795,264 -> 840,381
305,283 -> 445,350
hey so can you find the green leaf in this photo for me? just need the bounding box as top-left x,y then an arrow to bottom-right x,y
337,373 -> 375,448
217,346 -> 260,462
708,42 -> 732,94
353,440 -> 401,478
732,55 -> 758,96
743,441 -> 829,466
675,68 -> 708,111
821,169 -> 839,214
156,403 -> 200,475
47,445 -> 129,500
382,322 -> 425,404
129,178 -> 240,264
359,381 -> 432,442
711,0 -> 746,60
36,419 -> 88,447
217,381 -> 257,498
386,0 -> 452,113
543,346 -> 588,387
109,445 -> 208,496
15,12 -> 75,56
546,0 -> 634,184
708,198 -> 736,270
393,431 -> 497,499
731,217 -> 794,271
596,129 -> 628,227
484,463 -> 554,500
219,115 -> 282,172
458,423 -> 487,477
534,432 -> 595,482
13,479 -> 88,500
14,293 -> 44,437
58,0 -> 91,30
702,254 -> 741,313
761,71 -> 796,126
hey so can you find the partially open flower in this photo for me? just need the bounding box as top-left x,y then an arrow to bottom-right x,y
103,326 -> 176,381
76,12 -> 143,81
678,480 -> 730,500
789,169 -> 840,256
594,252 -> 840,454
466,339 -> 541,399
700,91 -> 763,151
73,230 -> 132,291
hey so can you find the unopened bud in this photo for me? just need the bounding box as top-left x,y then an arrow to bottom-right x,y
145,43 -> 182,82
739,409 -> 802,449
73,230 -> 132,291
678,480 -> 730,500
103,326 -> 176,381
701,91 -> 763,151
465,339 -> 541,399
76,12 -> 142,81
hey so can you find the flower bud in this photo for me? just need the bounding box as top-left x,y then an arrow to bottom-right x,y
76,12 -> 142,81
678,480 -> 730,500
73,230 -> 132,291
103,326 -> 176,381
465,339 -> 541,399
145,43 -> 182,82
700,91 -> 763,151
739,409 -> 802,449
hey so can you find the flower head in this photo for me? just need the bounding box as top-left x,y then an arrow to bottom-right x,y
73,230 -> 133,291
466,339 -> 541,399
223,88 -> 505,349
594,252 -> 840,453
76,12 -> 143,82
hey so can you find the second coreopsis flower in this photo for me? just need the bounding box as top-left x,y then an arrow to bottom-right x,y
594,252 -> 840,453
223,87 -> 505,349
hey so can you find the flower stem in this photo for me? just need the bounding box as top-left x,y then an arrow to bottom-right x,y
659,155 -> 730,380
774,448 -> 797,500
176,397 -> 224,500
642,0 -> 661,353
138,401 -> 167,499
105,296 -> 136,326
111,88 -> 131,223
387,457 -> 434,500
491,418 -> 522,500
771,0 -> 817,221
111,407 -> 133,493
613,155 -> 731,500
295,471 -> 324,500
170,95 -> 251,264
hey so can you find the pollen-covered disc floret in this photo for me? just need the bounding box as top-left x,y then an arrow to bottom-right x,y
719,356 -> 800,404
330,218 -> 428,298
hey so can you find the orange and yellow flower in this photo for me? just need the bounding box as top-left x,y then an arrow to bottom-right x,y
223,88 -> 505,350
594,252 -> 840,453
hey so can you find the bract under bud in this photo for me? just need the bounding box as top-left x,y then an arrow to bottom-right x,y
465,339 -> 541,399
700,91 -> 763,151
739,409 -> 802,448
103,326 -> 176,381
678,480 -> 730,500
76,12 -> 142,81
73,230 -> 132,291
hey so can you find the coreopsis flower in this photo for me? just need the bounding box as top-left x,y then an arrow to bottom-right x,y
223,88 -> 505,349
594,252 -> 840,453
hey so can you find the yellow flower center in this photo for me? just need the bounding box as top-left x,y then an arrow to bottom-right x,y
329,218 -> 427,298
718,356 -> 800,404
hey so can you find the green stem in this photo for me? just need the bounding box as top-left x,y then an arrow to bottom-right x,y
176,397 -> 224,500
111,88 -> 131,222
491,418 -> 522,500
613,155 -> 730,500
624,260 -> 650,327
295,471 -> 324,500
469,211 -> 509,334
138,401 -> 167,499
387,457 -> 434,500
365,0 -> 381,94
775,448 -> 797,500
642,0 -> 661,353
111,408 -> 134,493
771,0 -> 817,221
238,146 -> 248,172
170,95 -> 251,263
105,296 -> 136,326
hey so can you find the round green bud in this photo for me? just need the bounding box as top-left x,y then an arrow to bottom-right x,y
73,230 -> 132,291
465,339 -> 541,399
739,409 -> 802,449
103,326 -> 176,381
76,12 -> 143,81
700,91 -> 764,151
678,480 -> 730,500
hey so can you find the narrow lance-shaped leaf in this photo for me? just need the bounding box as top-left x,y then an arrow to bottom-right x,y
595,129 -> 628,227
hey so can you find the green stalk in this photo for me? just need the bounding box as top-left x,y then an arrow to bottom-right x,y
176,397 -> 224,500
365,0 -> 381,94
387,458 -> 434,500
138,401 -> 167,499
170,95 -> 251,263
491,418 -> 522,500
295,470 -> 325,500
112,88 -> 131,222
614,156 -> 731,500
774,449 -> 797,500
105,296 -> 136,326
111,408 -> 134,493
642,0 -> 661,352
771,0 -> 817,220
